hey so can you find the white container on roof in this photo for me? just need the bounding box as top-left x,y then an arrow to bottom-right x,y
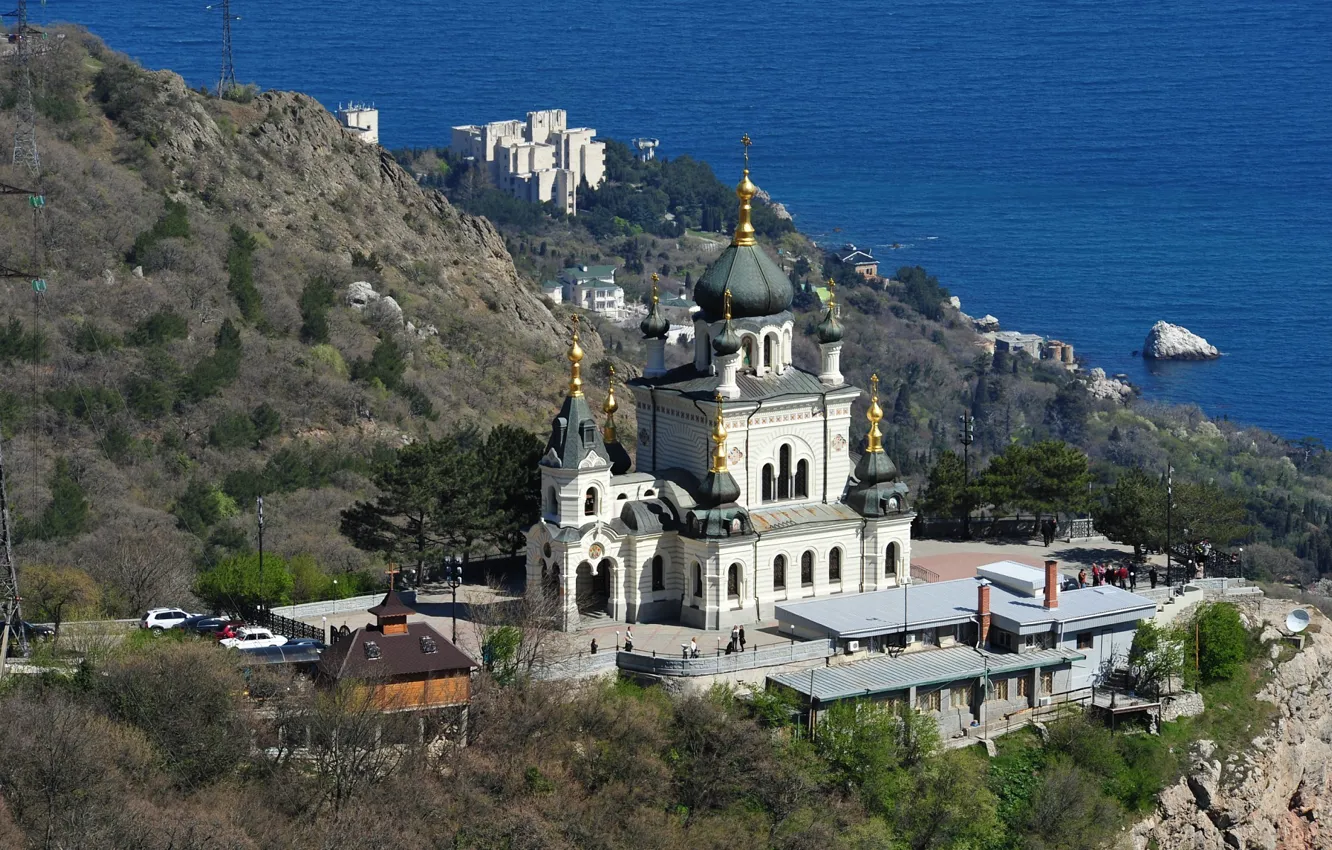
976,560 -> 1049,596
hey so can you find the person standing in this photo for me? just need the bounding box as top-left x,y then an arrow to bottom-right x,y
689,637 -> 699,658
624,626 -> 634,652
1149,565 -> 1158,589
1078,568 -> 1087,589
1129,564 -> 1138,591
739,626 -> 747,652
731,624 -> 741,653
590,637 -> 599,655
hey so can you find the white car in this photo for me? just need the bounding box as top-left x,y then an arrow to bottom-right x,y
219,627 -> 288,649
140,607 -> 196,633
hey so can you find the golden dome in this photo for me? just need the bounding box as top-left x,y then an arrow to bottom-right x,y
567,315 -> 584,397
732,134 -> 758,247
602,365 -> 619,417
710,391 -> 729,473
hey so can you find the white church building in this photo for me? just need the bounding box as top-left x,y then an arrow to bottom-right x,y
525,150 -> 914,631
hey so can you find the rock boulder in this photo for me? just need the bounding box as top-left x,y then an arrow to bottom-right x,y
1143,321 -> 1220,361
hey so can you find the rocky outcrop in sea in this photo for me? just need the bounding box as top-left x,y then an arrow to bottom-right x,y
1085,367 -> 1133,403
1143,321 -> 1220,361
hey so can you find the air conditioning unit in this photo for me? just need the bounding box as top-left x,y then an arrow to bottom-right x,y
1037,696 -> 1053,707
905,633 -> 917,644
845,640 -> 860,654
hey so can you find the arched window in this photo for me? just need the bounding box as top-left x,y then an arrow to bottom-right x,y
546,486 -> 558,516
540,558 -> 548,583
693,562 -> 703,598
778,445 -> 792,499
773,554 -> 786,590
762,464 -> 775,502
795,459 -> 809,499
742,336 -> 755,370
643,489 -> 656,498
829,548 -> 842,582
651,555 -> 664,591
616,493 -> 628,501
584,487 -> 598,516
886,542 -> 900,578
549,563 -> 560,591
727,563 -> 741,598
763,334 -> 775,371
801,550 -> 814,586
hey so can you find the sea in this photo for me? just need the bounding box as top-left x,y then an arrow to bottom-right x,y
51,0 -> 1332,442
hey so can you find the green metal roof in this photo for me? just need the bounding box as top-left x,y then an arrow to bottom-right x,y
694,244 -> 793,321
562,264 -> 617,281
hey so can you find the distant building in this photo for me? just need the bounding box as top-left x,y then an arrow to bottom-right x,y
992,330 -> 1045,358
541,280 -> 564,304
836,245 -> 879,280
560,264 -> 624,317
1043,339 -> 1076,366
335,103 -> 379,145
451,108 -> 606,215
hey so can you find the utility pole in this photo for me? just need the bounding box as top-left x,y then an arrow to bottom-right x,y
1165,465 -> 1173,587
256,496 -> 264,614
206,0 -> 239,98
959,414 -> 975,540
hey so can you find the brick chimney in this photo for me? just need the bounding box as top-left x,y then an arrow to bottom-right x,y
977,579 -> 992,646
1044,560 -> 1059,610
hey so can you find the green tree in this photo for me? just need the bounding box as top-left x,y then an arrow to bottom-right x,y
981,441 -> 1091,527
249,402 -> 281,443
1044,382 -> 1092,443
208,411 -> 258,449
1093,467 -> 1163,556
1172,480 -> 1249,548
33,457 -> 89,540
919,450 -> 977,525
481,425 -> 543,555
125,309 -> 188,347
172,477 -> 235,535
1194,602 -> 1249,682
351,335 -> 406,390
179,319 -> 243,402
1127,620 -> 1186,698
21,564 -> 100,636
194,551 -> 294,612
226,225 -> 262,323
298,275 -> 337,344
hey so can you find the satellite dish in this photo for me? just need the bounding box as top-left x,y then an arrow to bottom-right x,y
1286,608 -> 1311,634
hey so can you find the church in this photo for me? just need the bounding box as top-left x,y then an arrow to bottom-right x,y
525,143 -> 914,632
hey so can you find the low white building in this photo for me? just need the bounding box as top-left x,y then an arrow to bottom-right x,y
335,103 -> 379,145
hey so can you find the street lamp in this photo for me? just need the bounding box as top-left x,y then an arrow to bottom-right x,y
444,556 -> 463,644
959,414 -> 975,540
256,496 -> 265,615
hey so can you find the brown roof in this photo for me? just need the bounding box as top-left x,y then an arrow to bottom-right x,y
367,587 -> 415,618
318,621 -> 476,681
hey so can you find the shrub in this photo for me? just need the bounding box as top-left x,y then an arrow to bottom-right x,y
129,199 -> 190,264
208,411 -> 258,450
47,385 -> 125,423
72,322 -> 123,354
308,343 -> 348,377
1194,602 -> 1250,682
226,225 -> 262,323
125,309 -> 188,347
194,551 -> 293,612
298,275 -> 337,344
0,318 -> 46,363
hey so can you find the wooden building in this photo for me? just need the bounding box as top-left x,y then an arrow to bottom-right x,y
317,586 -> 476,713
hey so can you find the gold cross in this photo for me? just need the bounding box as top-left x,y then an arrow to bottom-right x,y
571,312 -> 580,339
741,133 -> 752,166
871,373 -> 879,397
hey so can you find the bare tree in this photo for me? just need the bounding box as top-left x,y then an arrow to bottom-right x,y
303,677 -> 417,812
467,577 -> 570,684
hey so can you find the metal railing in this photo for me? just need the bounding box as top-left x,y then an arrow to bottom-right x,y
256,610 -> 322,642
616,638 -> 836,677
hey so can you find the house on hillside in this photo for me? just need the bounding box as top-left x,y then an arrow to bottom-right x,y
769,560 -> 1155,737
560,264 -> 625,317
836,246 -> 879,280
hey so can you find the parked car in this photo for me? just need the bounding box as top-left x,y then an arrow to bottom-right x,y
3,621 -> 55,656
281,637 -> 326,650
140,607 -> 196,633
219,627 -> 287,649
183,616 -> 244,637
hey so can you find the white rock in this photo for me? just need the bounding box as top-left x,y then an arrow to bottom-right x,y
419,324 -> 438,339
1143,321 -> 1220,360
1196,421 -> 1222,439
1085,368 -> 1133,403
367,295 -> 404,328
131,265 -> 144,278
948,296 -> 962,310
102,269 -> 115,286
345,280 -> 379,310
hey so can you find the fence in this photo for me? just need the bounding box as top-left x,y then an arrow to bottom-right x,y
256,610 -> 323,642
911,563 -> 940,583
616,638 -> 836,677
916,515 -> 1099,542
532,650 -> 620,680
269,591 -> 417,620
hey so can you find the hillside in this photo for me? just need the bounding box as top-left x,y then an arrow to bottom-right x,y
0,30 -> 604,610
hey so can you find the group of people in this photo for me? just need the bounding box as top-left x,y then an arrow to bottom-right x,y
1039,518 -> 1059,547
726,624 -> 747,655
1076,561 -> 1157,591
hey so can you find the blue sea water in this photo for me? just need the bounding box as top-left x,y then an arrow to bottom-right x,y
50,0 -> 1332,441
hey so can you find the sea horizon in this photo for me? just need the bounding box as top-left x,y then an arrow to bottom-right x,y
49,0 -> 1332,442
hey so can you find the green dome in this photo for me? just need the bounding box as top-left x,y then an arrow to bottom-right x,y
640,299 -> 669,339
815,305 -> 844,343
694,244 -> 793,321
713,317 -> 741,356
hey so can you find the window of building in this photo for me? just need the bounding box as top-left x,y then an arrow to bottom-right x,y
829,547 -> 842,582
795,459 -> 809,499
1017,675 -> 1029,698
727,563 -> 741,598
778,445 -> 792,499
800,551 -> 814,586
885,542 -> 899,578
773,554 -> 786,590
993,678 -> 1009,701
950,683 -> 973,709
1041,671 -> 1054,696
693,562 -> 703,598
1077,632 -> 1093,650
918,689 -> 941,712
583,487 -> 598,516
742,336 -> 755,370
546,487 -> 558,516
762,464 -> 775,502
651,555 -> 664,591
764,334 -> 775,371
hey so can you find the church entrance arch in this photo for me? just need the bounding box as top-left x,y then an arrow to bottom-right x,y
575,559 -> 613,616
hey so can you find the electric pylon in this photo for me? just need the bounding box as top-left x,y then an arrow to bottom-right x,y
207,0 -> 239,97
3,0 -> 41,174
0,418 -> 26,658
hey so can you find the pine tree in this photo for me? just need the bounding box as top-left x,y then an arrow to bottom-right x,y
35,457 -> 89,540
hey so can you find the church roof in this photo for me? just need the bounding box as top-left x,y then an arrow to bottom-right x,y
749,502 -> 864,533
630,363 -> 850,403
542,393 -> 610,470
693,243 -> 793,322
367,587 -> 415,618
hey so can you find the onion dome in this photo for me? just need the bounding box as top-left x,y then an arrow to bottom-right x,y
640,273 -> 669,339
696,392 -> 741,508
712,289 -> 741,356
856,374 -> 899,485
815,278 -> 844,343
541,316 -> 611,471
567,314 -> 585,397
601,366 -> 632,474
692,135 -> 793,321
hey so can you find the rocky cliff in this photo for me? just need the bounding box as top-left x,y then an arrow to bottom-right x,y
1135,598 -> 1332,849
1143,321 -> 1221,361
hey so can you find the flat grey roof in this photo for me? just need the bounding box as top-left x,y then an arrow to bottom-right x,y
776,578 -> 1157,639
770,645 -> 1084,702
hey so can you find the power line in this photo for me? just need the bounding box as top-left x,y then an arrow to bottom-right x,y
3,0 -> 43,175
